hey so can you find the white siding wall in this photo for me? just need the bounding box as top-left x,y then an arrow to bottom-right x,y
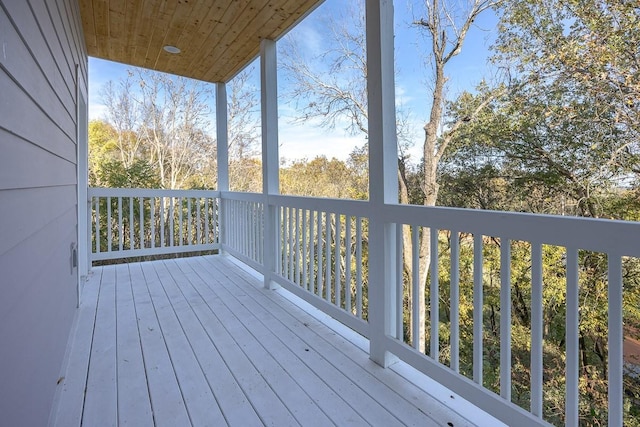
0,0 -> 87,425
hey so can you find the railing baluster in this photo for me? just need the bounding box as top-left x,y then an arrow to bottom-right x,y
244,202 -> 249,256
247,202 -> 252,258
412,225 -> 420,350
169,197 -> 175,247
335,215 -> 342,308
196,198 -> 202,245
254,202 -> 259,260
150,198 -> 155,248
473,233 -> 483,385
276,205 -> 282,275
608,255 -> 623,427
204,197 -> 209,245
283,207 -> 289,278
214,197 -> 219,244
302,210 -> 308,291
237,201 -> 241,253
346,216 -> 353,316
160,197 -> 165,248
500,238 -> 511,401
566,247 -> 579,426
317,211 -> 324,297
259,202 -> 263,263
430,227 -> 439,359
296,208 -> 301,285
309,210 -> 316,293
187,198 -> 192,245
245,201 -> 249,256
117,197 -> 123,252
129,197 -> 134,250
393,224 -> 402,339
325,212 -> 331,301
450,229 -> 460,373
289,207 -> 295,282
226,200 -> 231,249
107,196 -> 112,252
531,242 -> 543,417
95,197 -> 100,254
356,217 -> 363,319
139,197 -> 144,248
178,197 -> 183,246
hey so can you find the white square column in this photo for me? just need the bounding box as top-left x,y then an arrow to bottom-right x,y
216,82 -> 229,251
260,38 -> 280,290
366,0 -> 399,367
216,82 -> 230,192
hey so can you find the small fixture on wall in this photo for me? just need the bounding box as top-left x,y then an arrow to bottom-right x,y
163,45 -> 181,54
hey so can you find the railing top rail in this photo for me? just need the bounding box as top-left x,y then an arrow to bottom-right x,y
221,191 -> 266,203
268,194 -> 371,217
89,187 -> 640,255
220,193 -> 371,217
89,187 -> 220,198
384,203 -> 640,257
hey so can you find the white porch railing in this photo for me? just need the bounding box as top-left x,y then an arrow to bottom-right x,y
89,187 -> 640,426
89,188 -> 220,261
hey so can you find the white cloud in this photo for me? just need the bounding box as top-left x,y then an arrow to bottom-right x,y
278,115 -> 366,162
89,102 -> 107,121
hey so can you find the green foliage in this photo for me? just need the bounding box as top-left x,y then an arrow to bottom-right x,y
93,158 -> 160,189
418,230 -> 640,425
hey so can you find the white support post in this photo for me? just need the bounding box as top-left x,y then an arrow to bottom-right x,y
366,0 -> 398,367
216,82 -> 229,250
260,38 -> 280,290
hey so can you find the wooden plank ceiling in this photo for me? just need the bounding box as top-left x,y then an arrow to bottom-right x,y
79,0 -> 322,83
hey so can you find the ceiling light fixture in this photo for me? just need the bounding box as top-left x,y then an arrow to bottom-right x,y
163,45 -> 181,54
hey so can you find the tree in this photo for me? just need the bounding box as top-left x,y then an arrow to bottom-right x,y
227,69 -> 262,192
433,1 -> 640,421
100,69 -> 216,190
492,0 -> 640,188
405,0 -> 502,351
281,0 -> 500,351
88,120 -> 118,186
281,156 -> 356,199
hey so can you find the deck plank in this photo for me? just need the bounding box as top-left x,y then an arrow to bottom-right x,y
173,257 -> 373,426
151,260 -> 263,426
54,255 -> 483,427
163,258 -> 302,426
82,265 -> 118,426
114,264 -> 153,427
212,256 -> 476,427
128,262 -> 192,427
173,258 -> 335,427
52,268 -> 102,427
144,260 -> 230,426
197,256 -> 444,427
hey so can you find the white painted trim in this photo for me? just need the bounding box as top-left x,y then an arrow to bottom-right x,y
365,0 -> 399,367
216,83 -> 229,192
382,203 -> 640,256
91,243 -> 220,261
76,64 -> 89,305
260,38 -> 279,290
216,83 -> 229,251
89,188 -> 219,198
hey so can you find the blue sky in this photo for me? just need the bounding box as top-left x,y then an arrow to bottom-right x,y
88,0 -> 500,163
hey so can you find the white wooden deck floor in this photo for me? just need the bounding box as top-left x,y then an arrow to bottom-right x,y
52,255 -> 483,427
